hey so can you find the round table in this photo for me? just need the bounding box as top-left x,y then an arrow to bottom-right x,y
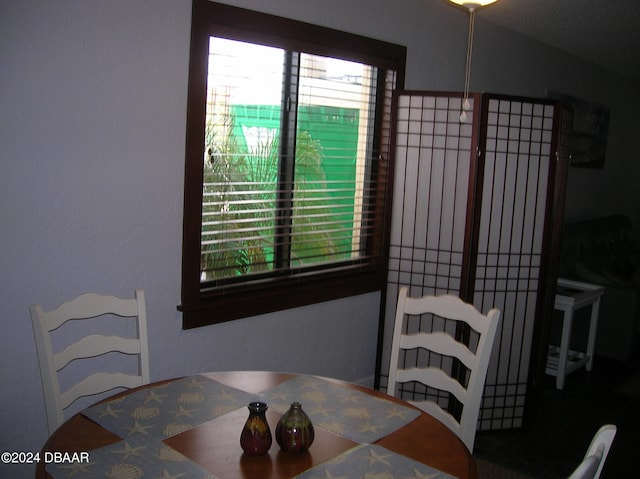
36,371 -> 478,479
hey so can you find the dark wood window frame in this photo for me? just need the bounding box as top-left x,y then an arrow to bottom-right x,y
179,0 -> 406,329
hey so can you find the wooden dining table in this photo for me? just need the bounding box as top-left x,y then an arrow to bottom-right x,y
36,371 -> 478,479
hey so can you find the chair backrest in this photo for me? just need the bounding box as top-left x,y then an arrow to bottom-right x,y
387,286 -> 500,452
31,290 -> 150,435
567,425 -> 616,479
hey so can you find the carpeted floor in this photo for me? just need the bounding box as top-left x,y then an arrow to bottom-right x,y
616,369 -> 640,397
475,458 -> 537,479
473,355 -> 639,479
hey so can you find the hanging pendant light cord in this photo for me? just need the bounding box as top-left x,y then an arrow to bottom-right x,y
463,8 -> 475,107
463,7 -> 476,114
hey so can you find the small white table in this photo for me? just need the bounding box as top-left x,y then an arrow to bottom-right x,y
545,278 -> 605,389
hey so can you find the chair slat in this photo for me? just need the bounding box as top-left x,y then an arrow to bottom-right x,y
54,335 -> 142,371
399,331 -> 476,369
59,372 -> 145,410
396,367 -> 468,403
44,293 -> 139,331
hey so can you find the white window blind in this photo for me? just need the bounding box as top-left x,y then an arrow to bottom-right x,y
201,37 -> 381,286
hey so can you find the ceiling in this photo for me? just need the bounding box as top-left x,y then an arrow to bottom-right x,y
475,0 -> 640,80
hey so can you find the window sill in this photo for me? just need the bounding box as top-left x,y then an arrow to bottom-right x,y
178,266 -> 386,329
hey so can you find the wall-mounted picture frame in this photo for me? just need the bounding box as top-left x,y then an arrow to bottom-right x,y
545,90 -> 610,169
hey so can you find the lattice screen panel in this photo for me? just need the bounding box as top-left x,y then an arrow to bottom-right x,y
475,98 -> 555,431
380,92 -> 476,391
380,91 -> 560,434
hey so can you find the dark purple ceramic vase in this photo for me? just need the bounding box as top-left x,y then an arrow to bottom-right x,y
240,402 -> 272,456
275,402 -> 315,453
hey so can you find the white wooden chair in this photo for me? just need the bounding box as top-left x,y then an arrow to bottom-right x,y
567,425 -> 616,479
31,290 -> 150,434
388,286 -> 500,452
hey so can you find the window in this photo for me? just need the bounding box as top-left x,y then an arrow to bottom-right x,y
179,0 -> 406,328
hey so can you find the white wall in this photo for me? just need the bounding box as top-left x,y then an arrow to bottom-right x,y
1,1 -> 638,476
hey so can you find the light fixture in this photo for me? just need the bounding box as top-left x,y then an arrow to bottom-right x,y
448,0 -> 498,8
448,0 -> 499,122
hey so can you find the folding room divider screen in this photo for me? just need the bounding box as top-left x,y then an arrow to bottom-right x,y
378,91 -> 569,432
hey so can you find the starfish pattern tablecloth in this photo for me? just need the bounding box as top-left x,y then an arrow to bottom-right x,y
45,374 -> 459,478
81,375 -> 258,440
292,444 -> 458,479
46,434 -> 218,479
259,375 -> 421,443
